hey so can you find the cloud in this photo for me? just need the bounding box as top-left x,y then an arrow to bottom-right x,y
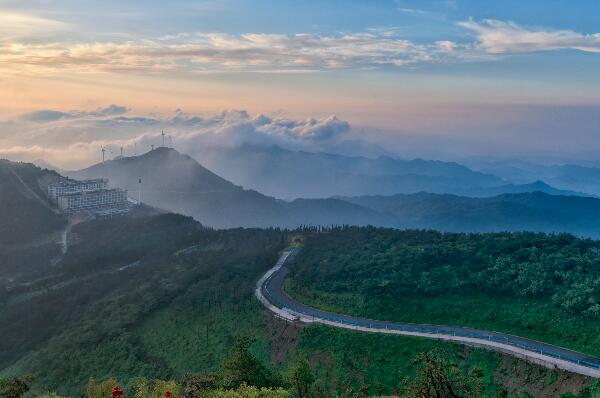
0,31 -> 462,75
0,14 -> 597,77
458,19 -> 600,54
397,8 -> 429,16
289,116 -> 350,141
0,107 -> 358,169
95,104 -> 130,116
0,12 -> 69,39
20,110 -> 71,122
19,104 -> 130,122
435,40 -> 457,53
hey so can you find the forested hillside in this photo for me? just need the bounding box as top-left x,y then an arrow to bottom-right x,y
1,163 -> 598,397
0,160 -> 65,245
0,160 -> 67,281
0,214 -> 286,393
287,228 -> 600,358
2,215 -> 593,397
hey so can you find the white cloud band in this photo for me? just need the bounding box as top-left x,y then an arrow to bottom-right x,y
459,19 -> 600,54
0,31 -> 461,75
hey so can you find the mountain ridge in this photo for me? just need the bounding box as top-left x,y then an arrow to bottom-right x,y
188,144 -> 583,199
341,191 -> 600,237
69,148 -> 390,229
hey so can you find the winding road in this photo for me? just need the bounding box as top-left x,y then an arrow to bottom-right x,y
256,249 -> 600,378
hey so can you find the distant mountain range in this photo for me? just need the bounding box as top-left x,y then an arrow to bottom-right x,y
3,147 -> 598,239
190,144 -> 586,199
468,160 -> 600,197
341,192 -> 600,237
69,148 -> 389,229
64,147 -> 600,237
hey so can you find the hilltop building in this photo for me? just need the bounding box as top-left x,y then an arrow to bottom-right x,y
48,178 -> 108,201
47,178 -> 131,216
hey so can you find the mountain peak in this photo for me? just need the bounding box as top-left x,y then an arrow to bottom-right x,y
136,146 -> 184,161
72,147 -> 238,194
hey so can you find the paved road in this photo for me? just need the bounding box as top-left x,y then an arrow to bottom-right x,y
257,249 -> 600,378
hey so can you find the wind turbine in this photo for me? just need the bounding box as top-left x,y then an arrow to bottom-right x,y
161,130 -> 166,147
101,146 -> 106,162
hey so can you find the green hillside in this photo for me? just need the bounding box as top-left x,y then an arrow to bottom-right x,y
1,215 -> 595,397
0,160 -> 67,281
0,160 -> 597,397
0,214 -> 287,392
287,227 -> 600,357
0,160 -> 65,245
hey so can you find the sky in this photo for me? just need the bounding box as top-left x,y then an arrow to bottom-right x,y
1,0 -> 600,167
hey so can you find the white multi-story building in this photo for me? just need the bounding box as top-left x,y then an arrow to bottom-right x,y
57,188 -> 128,212
48,179 -> 108,201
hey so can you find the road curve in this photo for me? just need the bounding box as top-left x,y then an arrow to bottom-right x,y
256,249 -> 600,378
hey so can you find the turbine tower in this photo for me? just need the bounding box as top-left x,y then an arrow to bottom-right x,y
101,146 -> 106,162
161,130 -> 166,147
138,177 -> 142,206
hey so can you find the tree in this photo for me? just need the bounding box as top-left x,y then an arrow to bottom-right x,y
220,337 -> 275,389
181,373 -> 221,398
86,378 -> 120,398
288,359 -> 315,398
0,375 -> 33,398
401,351 -> 484,398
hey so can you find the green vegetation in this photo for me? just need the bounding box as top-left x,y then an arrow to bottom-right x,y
292,325 -> 502,396
0,160 -> 65,246
1,211 -> 597,397
287,227 -> 600,356
0,375 -> 33,398
0,161 -> 66,281
0,213 -> 286,393
2,342 -> 599,397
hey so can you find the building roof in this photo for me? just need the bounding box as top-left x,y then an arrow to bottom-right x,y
49,178 -> 108,187
57,187 -> 126,197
